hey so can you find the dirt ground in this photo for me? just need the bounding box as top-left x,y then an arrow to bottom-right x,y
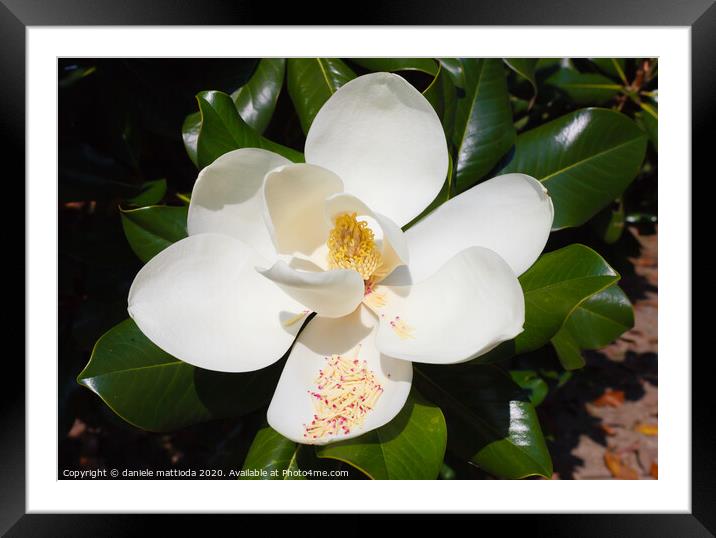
544,226 -> 658,480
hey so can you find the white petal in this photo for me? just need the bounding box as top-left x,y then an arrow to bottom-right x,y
267,307 -> 413,445
257,260 -> 364,318
128,233 -> 307,373
187,148 -> 289,261
393,173 -> 554,284
263,163 -> 343,262
364,247 -> 524,364
325,193 -> 409,281
305,72 -> 448,227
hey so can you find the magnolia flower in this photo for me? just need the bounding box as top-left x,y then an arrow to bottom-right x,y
128,72 -> 554,445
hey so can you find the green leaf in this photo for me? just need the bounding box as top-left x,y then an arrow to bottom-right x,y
590,58 -> 628,83
241,426 -> 344,480
349,58 -> 438,77
545,68 -> 622,105
77,319 -> 284,432
438,58 -> 465,88
231,58 -> 286,134
125,179 -> 167,207
287,58 -> 356,134
554,283 -> 634,360
591,199 -> 626,244
635,100 -> 658,151
423,62 -> 458,141
504,58 -> 539,95
509,370 -> 549,407
453,59 -> 515,192
516,244 -> 620,353
120,205 -> 188,263
316,390 -> 447,480
474,243 -> 621,366
501,108 -> 647,229
550,328 -> 585,370
182,90 -> 303,170
415,365 -> 552,479
240,426 -> 305,480
551,279 -> 633,371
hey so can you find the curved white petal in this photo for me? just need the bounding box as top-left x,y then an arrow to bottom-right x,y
391,173 -> 554,285
128,233 -> 307,373
263,163 -> 343,262
267,307 -> 413,445
325,193 -> 409,281
257,260 -> 364,318
364,247 -> 524,365
187,148 -> 289,261
305,72 -> 448,227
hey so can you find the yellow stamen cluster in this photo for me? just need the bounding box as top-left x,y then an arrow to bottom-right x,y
327,213 -> 382,280
304,348 -> 384,440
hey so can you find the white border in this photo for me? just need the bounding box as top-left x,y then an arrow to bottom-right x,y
28,27 -> 690,512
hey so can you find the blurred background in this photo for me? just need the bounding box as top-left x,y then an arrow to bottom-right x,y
59,58 -> 657,479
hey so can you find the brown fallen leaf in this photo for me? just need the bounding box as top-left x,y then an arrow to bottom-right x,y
604,450 -> 639,479
600,423 -> 618,436
650,462 -> 658,479
67,418 -> 87,439
592,389 -> 626,408
635,422 -> 658,436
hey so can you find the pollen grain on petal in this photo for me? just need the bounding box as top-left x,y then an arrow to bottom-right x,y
363,289 -> 387,310
389,316 -> 415,340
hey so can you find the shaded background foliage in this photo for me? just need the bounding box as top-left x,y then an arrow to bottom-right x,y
59,58 -> 657,479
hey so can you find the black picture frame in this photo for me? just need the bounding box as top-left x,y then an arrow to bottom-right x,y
8,0 -> 707,534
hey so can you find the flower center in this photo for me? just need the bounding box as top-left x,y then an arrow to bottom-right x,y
327,212 -> 382,280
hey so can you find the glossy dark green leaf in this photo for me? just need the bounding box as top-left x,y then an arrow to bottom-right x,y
125,179 -> 166,207
77,319 -> 283,432
423,62 -> 458,141
504,58 -> 539,95
241,426 -> 343,480
453,59 -> 515,192
120,205 -> 188,263
552,282 -> 633,370
590,58 -> 627,83
550,328 -> 585,370
349,58 -> 437,76
438,58 -> 465,88
240,426 -> 305,480
516,244 -> 620,353
536,58 -> 564,71
564,284 -> 634,349
509,370 -> 549,407
316,390 -> 447,480
591,199 -> 626,244
287,58 -> 356,134
545,68 -> 622,105
182,91 -> 303,170
415,365 -> 552,479
230,58 -> 286,134
501,108 -> 647,229
635,100 -> 658,151
468,244 -> 621,366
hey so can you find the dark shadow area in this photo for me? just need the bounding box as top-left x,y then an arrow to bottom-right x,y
58,58 -> 286,477
540,350 -> 656,479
